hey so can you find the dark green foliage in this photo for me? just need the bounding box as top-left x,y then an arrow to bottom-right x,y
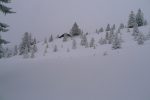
70,22 -> 81,36
0,0 -> 14,59
0,0 -> 15,32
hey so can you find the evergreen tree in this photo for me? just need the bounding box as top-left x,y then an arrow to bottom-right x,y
0,0 -> 15,32
90,38 -> 95,47
43,43 -> 48,56
70,22 -> 81,36
136,9 -> 144,27
53,45 -> 58,52
132,23 -> 139,40
80,34 -> 87,46
112,33 -> 121,49
0,43 -> 4,58
106,24 -> 111,31
49,34 -> 53,42
19,32 -> 35,55
99,38 -> 107,45
0,0 -> 15,59
105,31 -> 109,41
99,27 -> 104,33
19,32 -> 29,55
119,23 -> 124,29
112,24 -> 116,30
137,32 -> 144,45
30,44 -> 37,58
30,48 -> 35,58
108,29 -> 114,44
96,29 -> 99,34
23,45 -> 29,58
128,11 -> 136,28
13,45 -> 18,56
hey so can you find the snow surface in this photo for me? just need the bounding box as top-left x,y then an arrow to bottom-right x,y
0,26 -> 150,100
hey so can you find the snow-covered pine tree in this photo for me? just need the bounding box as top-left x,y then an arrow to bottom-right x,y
108,29 -> 114,44
80,34 -> 87,46
96,29 -> 99,34
49,34 -> 53,42
0,0 -> 15,59
128,11 -> 136,28
30,48 -> 35,58
19,32 -> 35,55
72,39 -> 77,49
106,24 -> 111,31
90,38 -> 95,47
70,22 -> 81,36
19,32 -> 29,55
43,44 -> 48,56
112,33 -> 121,49
132,23 -> 139,40
112,24 -> 116,30
99,27 -> 104,33
13,45 -> 18,56
99,38 -> 107,45
119,23 -> 125,29
30,43 -> 37,58
137,32 -> 144,45
23,45 -> 29,58
0,43 -> 4,58
53,45 -> 58,52
0,0 -> 15,32
4,48 -> 9,58
105,31 -> 109,41
136,9 -> 144,27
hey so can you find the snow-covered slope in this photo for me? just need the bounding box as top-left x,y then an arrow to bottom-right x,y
0,25 -> 150,100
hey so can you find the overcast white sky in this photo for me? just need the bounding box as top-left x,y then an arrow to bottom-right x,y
1,0 -> 150,43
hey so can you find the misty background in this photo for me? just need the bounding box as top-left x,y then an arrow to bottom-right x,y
1,0 -> 150,44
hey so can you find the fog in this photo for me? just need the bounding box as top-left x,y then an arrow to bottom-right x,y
1,0 -> 150,43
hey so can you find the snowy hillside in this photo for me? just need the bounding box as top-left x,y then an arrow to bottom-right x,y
0,24 -> 150,100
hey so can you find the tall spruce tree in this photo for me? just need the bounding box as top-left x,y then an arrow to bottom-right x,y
70,22 -> 81,36
112,33 -> 121,49
136,9 -> 144,27
0,0 -> 15,58
49,34 -> 53,42
0,0 -> 15,32
128,11 -> 136,28
106,24 -> 111,31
